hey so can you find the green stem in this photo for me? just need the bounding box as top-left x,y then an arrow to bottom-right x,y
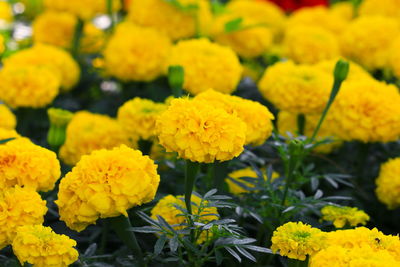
288,258 -> 308,267
213,161 -> 229,192
109,215 -> 145,267
297,114 -> 305,136
98,220 -> 109,255
71,19 -> 84,58
184,160 -> 200,215
106,0 -> 114,32
356,142 -> 370,184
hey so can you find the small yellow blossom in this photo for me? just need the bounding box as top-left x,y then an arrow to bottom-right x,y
376,158 -> 400,210
0,104 -> 16,130
12,225 -> 78,267
320,205 -> 370,228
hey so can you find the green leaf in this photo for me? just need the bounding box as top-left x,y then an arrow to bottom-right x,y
168,65 -> 184,97
215,249 -> 223,265
168,235 -> 179,252
225,247 -> 241,262
224,17 -> 243,33
0,138 -> 15,145
154,235 -> 167,256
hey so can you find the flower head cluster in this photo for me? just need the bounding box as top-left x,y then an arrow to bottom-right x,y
117,98 -> 167,141
33,11 -> 105,53
59,111 -> 131,166
271,221 -> 326,260
151,194 -> 218,243
127,0 -> 212,40
375,158 -> 400,209
104,22 -> 171,82
225,167 -> 279,195
0,186 -> 47,249
0,65 -> 60,108
195,89 -> 274,145
12,225 -> 78,267
359,0 -> 400,19
320,205 -> 370,228
166,38 -> 242,95
286,6 -> 348,35
211,0 -> 285,58
57,145 -> 160,232
388,36 -> 400,79
0,1 -> 12,23
340,16 -> 400,70
283,25 -> 339,64
44,0 -> 121,20
277,111 -> 341,154
5,44 -> 80,91
258,61 -> 332,114
0,104 -> 16,130
0,138 -> 61,191
156,98 -> 246,163
328,80 -> 400,143
0,128 -> 20,140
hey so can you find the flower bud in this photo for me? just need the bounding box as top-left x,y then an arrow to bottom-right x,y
47,108 -> 73,150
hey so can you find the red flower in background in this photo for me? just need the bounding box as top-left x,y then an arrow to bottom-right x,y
264,0 -> 329,12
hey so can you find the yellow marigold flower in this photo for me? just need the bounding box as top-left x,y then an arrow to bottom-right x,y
0,128 -> 20,140
388,36 -> 400,79
0,104 -> 16,130
117,97 -> 167,141
359,0 -> 400,20
309,245 -> 400,267
59,111 -> 131,166
12,225 -> 78,267
286,6 -> 348,35
325,227 -> 400,260
330,2 -> 355,21
258,61 -> 331,114
127,0 -> 212,41
194,89 -> 274,145
0,1 -> 13,23
156,98 -> 246,163
320,205 -> 370,228
283,25 -> 340,64
329,80 -> 400,143
104,22 -> 171,82
277,111 -> 342,154
211,0 -> 285,58
44,0 -> 121,20
0,65 -> 60,108
225,167 -> 279,195
271,221 -> 326,261
340,16 -> 400,70
166,38 -> 242,95
314,58 -> 372,82
151,194 -> 218,243
56,145 -> 160,232
0,138 -> 61,191
32,11 -> 105,53
0,186 -> 47,249
4,44 -> 80,92
376,158 -> 400,210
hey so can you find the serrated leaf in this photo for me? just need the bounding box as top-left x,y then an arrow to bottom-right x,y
215,249 -> 223,266
204,188 -> 218,199
314,190 -> 323,199
136,211 -> 161,228
157,215 -> 177,234
169,235 -> 179,253
154,235 -> 167,256
310,177 -> 319,191
243,245 -> 273,254
129,226 -> 159,233
236,246 -> 256,262
225,247 -> 241,262
83,243 -> 97,257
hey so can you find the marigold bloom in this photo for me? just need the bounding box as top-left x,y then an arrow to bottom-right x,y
211,0 -> 285,58
309,245 -> 400,267
283,25 -> 339,64
0,65 -> 60,108
0,128 -> 20,140
328,80 -> 400,143
258,61 -> 331,114
151,194 -> 218,243
340,16 -> 400,70
195,89 -> 274,145
117,98 -> 167,141
0,138 -> 61,191
59,111 -> 131,166
271,221 -> 326,260
376,158 -> 400,210
12,225 -> 78,267
359,0 -> 400,20
320,205 -> 370,228
225,167 -> 279,195
127,0 -> 212,40
104,22 -> 171,82
0,1 -> 12,24
57,145 -> 160,232
4,44 -> 80,92
44,0 -> 120,20
166,38 -> 242,95
33,11 -> 105,53
330,2 -> 355,21
0,186 -> 47,249
277,111 -> 341,154
156,98 -> 246,163
286,6 -> 348,35
0,104 -> 16,130
388,36 -> 400,79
